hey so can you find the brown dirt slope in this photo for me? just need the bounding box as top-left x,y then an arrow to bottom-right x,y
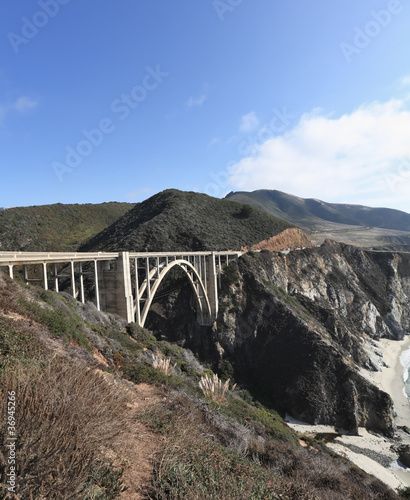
248,227 -> 314,252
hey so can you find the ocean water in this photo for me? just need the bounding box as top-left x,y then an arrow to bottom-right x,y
400,347 -> 410,399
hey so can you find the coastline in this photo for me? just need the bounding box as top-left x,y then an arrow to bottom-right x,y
366,335 -> 410,427
286,335 -> 410,491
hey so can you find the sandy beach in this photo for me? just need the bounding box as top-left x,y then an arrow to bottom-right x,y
366,336 -> 410,428
286,335 -> 410,491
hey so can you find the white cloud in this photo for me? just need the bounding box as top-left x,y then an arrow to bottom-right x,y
186,94 -> 206,107
208,137 -> 221,147
228,99 -> 410,212
239,111 -> 259,133
0,96 -> 38,125
13,96 -> 38,112
399,75 -> 410,89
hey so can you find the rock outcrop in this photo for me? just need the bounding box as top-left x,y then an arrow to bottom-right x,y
147,240 -> 410,437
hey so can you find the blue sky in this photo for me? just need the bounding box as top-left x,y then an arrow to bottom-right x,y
2,1 -> 410,212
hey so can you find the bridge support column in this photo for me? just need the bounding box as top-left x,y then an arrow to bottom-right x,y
117,252 -> 134,322
70,261 -> 76,298
204,253 -> 218,324
54,264 -> 59,293
100,252 -> 134,323
42,263 -> 48,291
94,260 -> 100,311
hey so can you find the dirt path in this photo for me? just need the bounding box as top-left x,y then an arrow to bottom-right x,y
101,381 -> 166,499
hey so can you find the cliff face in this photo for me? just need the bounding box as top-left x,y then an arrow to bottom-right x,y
265,240 -> 410,345
147,241 -> 410,437
215,242 -> 410,435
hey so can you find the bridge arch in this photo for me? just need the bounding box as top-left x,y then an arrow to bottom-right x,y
137,259 -> 212,327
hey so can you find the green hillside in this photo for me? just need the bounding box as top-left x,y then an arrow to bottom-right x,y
79,189 -> 293,252
225,190 -> 410,249
0,202 -> 134,251
225,190 -> 410,231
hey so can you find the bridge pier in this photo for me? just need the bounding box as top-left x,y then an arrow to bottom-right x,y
99,252 -> 134,323
202,253 -> 218,325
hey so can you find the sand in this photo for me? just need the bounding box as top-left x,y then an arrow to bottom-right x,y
366,336 -> 410,427
285,335 -> 410,491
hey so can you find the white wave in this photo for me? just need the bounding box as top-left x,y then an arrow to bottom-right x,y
400,347 -> 410,384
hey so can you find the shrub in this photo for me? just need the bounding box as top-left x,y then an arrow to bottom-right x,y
124,362 -> 169,385
220,263 -> 240,289
0,316 -> 46,367
0,359 -> 130,498
148,410 -> 316,500
83,461 -> 126,500
18,293 -> 91,351
398,486 -> 410,498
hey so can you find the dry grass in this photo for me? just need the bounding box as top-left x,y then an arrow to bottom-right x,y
142,392 -> 400,500
0,358 -> 134,499
199,373 -> 236,403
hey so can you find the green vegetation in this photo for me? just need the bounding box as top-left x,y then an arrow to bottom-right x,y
80,189 -> 292,252
0,201 -> 134,251
221,261 -> 240,288
0,267 -> 402,499
124,362 -> 179,387
18,290 -> 91,351
83,461 -> 126,500
150,431 -> 277,499
220,396 -> 299,445
0,316 -> 45,368
226,189 -> 410,232
398,487 -> 410,498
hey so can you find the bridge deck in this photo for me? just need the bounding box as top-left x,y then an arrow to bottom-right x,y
0,251 -> 119,266
0,250 -> 243,326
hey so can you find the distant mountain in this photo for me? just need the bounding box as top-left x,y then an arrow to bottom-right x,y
79,189 -> 293,252
0,202 -> 134,251
225,190 -> 410,232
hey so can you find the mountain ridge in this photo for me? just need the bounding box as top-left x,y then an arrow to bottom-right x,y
225,189 -> 410,230
79,189 -> 294,252
0,201 -> 135,251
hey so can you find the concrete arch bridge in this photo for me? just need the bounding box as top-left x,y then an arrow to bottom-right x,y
0,250 -> 242,327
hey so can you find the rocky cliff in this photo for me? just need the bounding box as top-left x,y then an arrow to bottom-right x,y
146,241 -> 410,437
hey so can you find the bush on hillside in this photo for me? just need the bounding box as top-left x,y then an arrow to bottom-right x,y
0,359 -> 130,499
